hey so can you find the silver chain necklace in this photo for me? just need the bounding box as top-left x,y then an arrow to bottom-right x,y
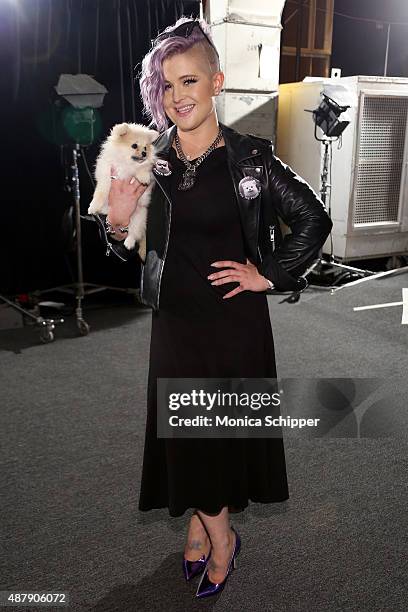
175,127 -> 224,191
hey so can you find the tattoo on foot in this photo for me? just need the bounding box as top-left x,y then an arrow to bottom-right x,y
187,539 -> 205,551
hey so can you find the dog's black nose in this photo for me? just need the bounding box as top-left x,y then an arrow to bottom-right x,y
142,151 -> 146,157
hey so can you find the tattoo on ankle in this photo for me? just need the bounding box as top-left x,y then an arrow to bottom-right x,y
187,539 -> 204,550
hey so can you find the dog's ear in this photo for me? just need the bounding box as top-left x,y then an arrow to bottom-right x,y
110,123 -> 129,140
148,129 -> 160,143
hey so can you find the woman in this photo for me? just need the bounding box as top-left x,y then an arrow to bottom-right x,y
105,17 -> 332,599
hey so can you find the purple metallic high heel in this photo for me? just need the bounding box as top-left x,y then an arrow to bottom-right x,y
182,548 -> 212,581
195,525 -> 241,598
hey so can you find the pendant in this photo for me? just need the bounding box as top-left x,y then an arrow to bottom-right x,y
178,166 -> 196,190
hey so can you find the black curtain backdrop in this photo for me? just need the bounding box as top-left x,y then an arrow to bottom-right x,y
0,0 -> 200,295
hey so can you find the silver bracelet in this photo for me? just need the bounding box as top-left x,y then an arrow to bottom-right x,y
105,217 -> 129,234
266,278 -> 275,290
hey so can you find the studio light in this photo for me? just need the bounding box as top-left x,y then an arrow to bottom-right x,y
55,74 -> 107,145
312,93 -> 350,138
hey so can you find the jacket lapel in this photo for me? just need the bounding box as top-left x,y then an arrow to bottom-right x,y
220,122 -> 267,262
150,124 -> 176,203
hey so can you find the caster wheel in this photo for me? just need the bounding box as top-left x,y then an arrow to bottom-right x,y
40,329 -> 54,343
77,319 -> 90,335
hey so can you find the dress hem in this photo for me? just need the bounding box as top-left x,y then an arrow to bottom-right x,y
138,493 -> 290,518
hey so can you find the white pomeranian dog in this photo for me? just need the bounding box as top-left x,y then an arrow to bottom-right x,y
88,122 -> 159,261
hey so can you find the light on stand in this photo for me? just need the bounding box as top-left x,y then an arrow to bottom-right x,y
303,84 -> 379,292
36,74 -> 139,338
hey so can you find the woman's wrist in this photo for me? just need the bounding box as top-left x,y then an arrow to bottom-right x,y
106,218 -> 128,241
106,216 -> 130,241
106,216 -> 130,231
109,229 -> 128,241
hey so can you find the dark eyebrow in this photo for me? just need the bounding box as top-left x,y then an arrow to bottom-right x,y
164,74 -> 199,84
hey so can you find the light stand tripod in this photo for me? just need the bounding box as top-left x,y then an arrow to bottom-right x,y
0,293 -> 64,343
36,143 -> 139,336
303,88 -> 406,293
35,74 -> 140,338
303,125 -> 376,290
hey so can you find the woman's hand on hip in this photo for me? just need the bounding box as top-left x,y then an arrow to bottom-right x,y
108,165 -> 149,226
207,258 -> 271,299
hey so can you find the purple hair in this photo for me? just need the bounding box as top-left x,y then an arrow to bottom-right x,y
139,16 -> 220,133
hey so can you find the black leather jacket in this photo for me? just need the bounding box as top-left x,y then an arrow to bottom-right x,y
94,122 -> 332,311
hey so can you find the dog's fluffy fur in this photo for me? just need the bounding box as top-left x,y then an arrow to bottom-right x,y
88,122 -> 159,261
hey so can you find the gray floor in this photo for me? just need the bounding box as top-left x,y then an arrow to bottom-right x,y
1,271 -> 407,611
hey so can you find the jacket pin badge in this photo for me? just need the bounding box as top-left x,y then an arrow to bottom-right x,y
238,176 -> 261,200
153,159 -> 172,176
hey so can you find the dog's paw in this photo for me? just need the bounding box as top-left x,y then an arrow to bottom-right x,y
124,235 -> 136,250
88,198 -> 108,214
138,171 -> 152,186
88,200 -> 99,214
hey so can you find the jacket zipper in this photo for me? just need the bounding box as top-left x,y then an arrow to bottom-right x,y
258,225 -> 275,264
100,214 -> 128,261
269,224 -> 275,252
153,176 -> 173,310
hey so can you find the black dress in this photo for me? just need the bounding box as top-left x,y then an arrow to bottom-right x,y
138,145 -> 289,517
